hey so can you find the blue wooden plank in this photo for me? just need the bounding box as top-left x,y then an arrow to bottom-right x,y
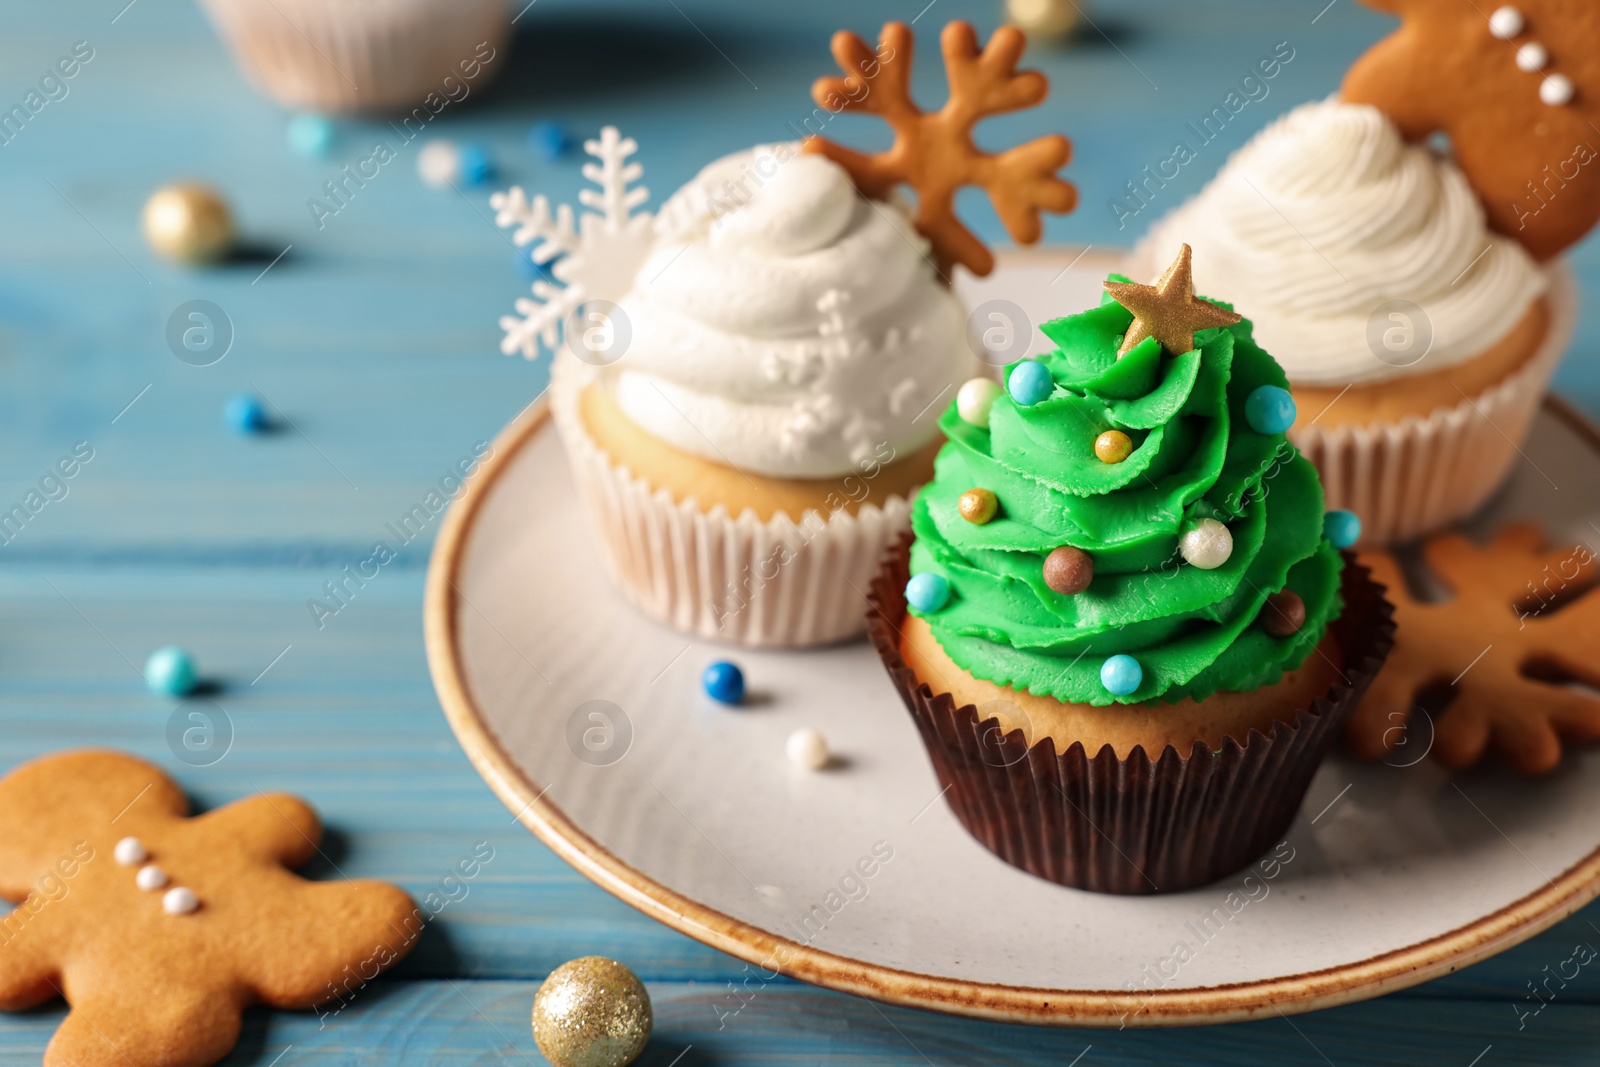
3,980 -> 1593,1067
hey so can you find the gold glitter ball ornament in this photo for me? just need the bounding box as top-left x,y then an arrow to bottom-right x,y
141,183 -> 234,264
532,957 -> 652,1067
1005,0 -> 1082,40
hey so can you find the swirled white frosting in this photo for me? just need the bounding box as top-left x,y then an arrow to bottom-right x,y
1133,99 -> 1546,385
598,145 -> 976,479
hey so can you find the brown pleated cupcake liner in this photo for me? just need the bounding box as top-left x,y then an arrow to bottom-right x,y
867,537 -> 1396,894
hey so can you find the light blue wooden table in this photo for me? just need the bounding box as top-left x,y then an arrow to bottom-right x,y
0,0 -> 1596,1063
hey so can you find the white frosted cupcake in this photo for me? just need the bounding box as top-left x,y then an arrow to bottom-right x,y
497,20 -> 1077,645
1133,98 -> 1573,544
551,145 -> 978,647
199,0 -> 508,112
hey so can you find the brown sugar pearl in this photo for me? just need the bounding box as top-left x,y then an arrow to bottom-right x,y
958,488 -> 998,524
1261,589 -> 1307,637
1094,430 -> 1133,464
1043,546 -> 1094,595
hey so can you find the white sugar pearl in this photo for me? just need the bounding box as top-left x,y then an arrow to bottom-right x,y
113,837 -> 147,867
135,865 -> 168,891
1541,73 -> 1575,106
1489,6 -> 1524,39
787,728 -> 830,771
1516,42 -> 1548,71
1179,518 -> 1233,570
956,378 -> 1003,428
416,140 -> 461,188
162,887 -> 199,915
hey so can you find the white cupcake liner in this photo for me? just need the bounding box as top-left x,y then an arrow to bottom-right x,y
1290,262 -> 1575,546
550,358 -> 914,648
198,0 -> 509,113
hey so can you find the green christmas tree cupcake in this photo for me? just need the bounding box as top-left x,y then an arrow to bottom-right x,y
868,245 -> 1395,894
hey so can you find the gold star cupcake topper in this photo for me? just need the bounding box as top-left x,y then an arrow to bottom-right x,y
1103,244 -> 1242,357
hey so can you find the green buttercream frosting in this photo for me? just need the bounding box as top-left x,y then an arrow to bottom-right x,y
908,277 -> 1344,706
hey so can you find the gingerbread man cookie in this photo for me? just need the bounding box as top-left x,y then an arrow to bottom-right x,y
0,750 -> 419,1067
1347,525 -> 1600,773
1344,0 -> 1600,261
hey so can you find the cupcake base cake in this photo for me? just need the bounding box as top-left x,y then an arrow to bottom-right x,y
576,380 -> 942,523
870,541 -> 1394,894
897,612 -> 1345,759
552,354 -> 934,649
1293,264 -> 1574,545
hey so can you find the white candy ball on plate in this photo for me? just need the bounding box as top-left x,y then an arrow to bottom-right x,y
787,728 -> 830,771
417,140 -> 461,188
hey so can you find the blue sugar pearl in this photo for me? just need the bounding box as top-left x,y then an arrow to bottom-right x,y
905,572 -> 951,614
287,113 -> 335,158
529,120 -> 572,161
1101,654 -> 1143,697
702,661 -> 745,705
1245,385 -> 1297,435
145,646 -> 198,697
1007,360 -> 1054,406
224,394 -> 269,434
457,143 -> 494,186
1324,509 -> 1362,549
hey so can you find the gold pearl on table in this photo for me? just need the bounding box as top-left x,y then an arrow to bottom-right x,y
1005,0 -> 1082,40
141,183 -> 234,264
532,957 -> 652,1067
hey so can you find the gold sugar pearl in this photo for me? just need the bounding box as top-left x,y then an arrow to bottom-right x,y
958,488 -> 999,524
1094,430 -> 1133,464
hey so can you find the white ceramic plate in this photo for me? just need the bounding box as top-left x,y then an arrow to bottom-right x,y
426,250 -> 1600,1026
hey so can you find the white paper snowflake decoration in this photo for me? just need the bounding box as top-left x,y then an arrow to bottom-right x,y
490,126 -> 655,358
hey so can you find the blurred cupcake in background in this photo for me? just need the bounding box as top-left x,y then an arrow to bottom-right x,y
492,21 -> 1077,647
1133,98 -> 1575,545
198,0 -> 509,112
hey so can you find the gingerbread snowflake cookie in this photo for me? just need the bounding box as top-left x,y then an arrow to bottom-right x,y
1343,0 -> 1600,261
1347,525 -> 1600,774
0,750 -> 419,1067
804,20 -> 1077,278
